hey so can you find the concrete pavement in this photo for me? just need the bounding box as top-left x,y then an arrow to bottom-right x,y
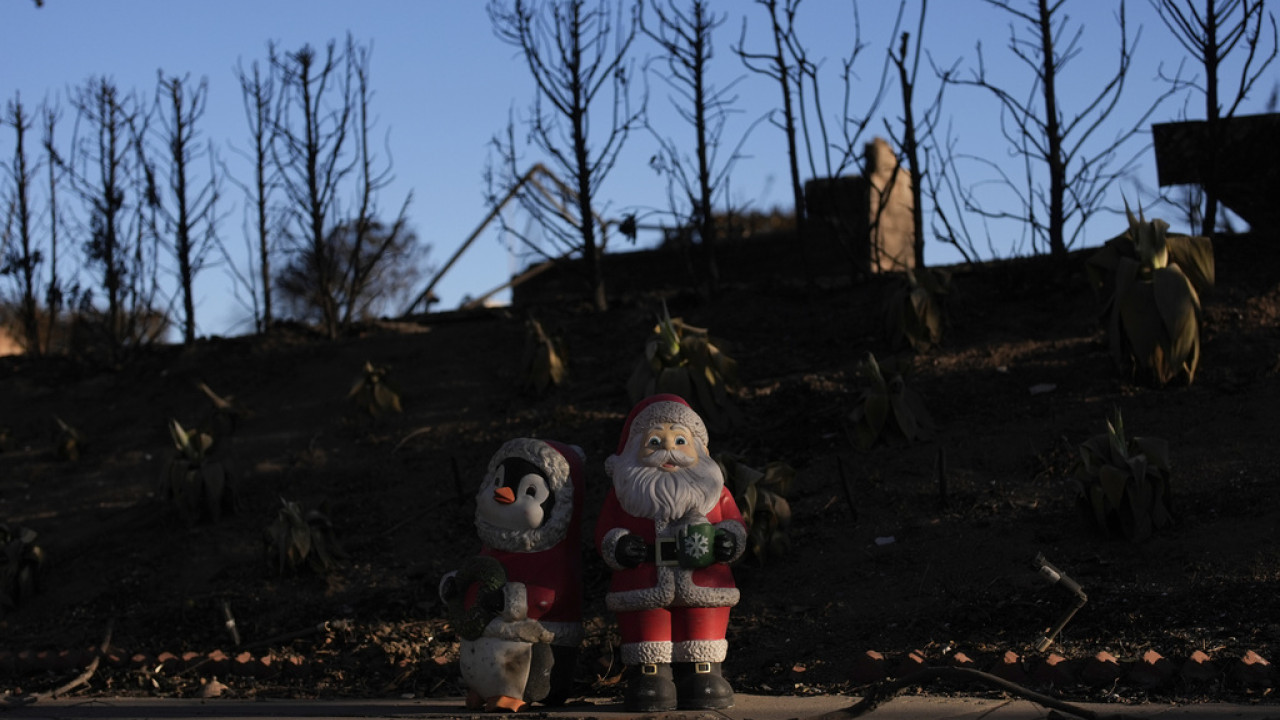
3,694 -> 1279,719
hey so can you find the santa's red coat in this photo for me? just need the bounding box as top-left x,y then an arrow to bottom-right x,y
594,486 -> 746,613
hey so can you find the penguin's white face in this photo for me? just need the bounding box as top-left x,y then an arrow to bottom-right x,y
476,456 -> 554,532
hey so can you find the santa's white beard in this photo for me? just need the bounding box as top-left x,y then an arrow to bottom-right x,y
610,441 -> 724,522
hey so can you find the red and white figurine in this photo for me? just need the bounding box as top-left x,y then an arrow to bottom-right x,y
595,394 -> 746,711
442,438 -> 585,712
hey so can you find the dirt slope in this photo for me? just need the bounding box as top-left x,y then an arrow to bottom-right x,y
0,232 -> 1277,704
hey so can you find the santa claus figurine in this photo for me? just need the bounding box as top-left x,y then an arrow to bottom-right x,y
596,394 -> 746,711
441,438 -> 585,712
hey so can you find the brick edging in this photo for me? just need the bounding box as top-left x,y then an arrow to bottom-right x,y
848,648 -> 1275,691
1,646 -> 1275,692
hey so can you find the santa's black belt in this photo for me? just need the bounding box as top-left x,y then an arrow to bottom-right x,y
645,538 -> 680,567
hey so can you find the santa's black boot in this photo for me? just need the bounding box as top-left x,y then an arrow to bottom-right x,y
674,661 -> 734,710
624,663 -> 677,712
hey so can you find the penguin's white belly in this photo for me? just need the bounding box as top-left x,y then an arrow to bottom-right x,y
460,637 -> 532,700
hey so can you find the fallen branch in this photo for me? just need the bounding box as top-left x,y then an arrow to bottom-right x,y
3,619 -> 114,708
807,667 -> 1140,720
240,618 -> 352,653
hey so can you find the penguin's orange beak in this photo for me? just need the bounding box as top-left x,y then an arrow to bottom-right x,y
494,487 -> 516,505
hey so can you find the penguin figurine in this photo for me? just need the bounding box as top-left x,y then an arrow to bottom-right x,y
441,438 -> 585,712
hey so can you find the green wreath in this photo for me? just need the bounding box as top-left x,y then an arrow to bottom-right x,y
447,555 -> 507,640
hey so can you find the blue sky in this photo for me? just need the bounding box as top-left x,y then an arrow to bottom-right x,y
2,1 -> 1273,338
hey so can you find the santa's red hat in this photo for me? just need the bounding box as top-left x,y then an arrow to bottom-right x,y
614,394 -> 709,456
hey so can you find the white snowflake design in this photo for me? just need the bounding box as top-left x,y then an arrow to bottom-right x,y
683,532 -> 711,559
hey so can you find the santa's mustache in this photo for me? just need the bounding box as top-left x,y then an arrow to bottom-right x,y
638,448 -> 697,468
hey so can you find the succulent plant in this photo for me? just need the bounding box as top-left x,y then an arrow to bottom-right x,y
1086,202 -> 1214,386
717,453 -> 795,564
197,381 -> 251,437
159,418 -> 237,524
1075,408 -> 1173,542
521,315 -> 567,394
52,415 -> 84,462
348,361 -> 403,418
0,523 -> 45,618
885,267 -> 950,352
627,301 -> 740,432
848,353 -> 933,450
263,498 -> 347,575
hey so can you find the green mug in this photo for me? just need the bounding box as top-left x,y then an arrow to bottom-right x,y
678,523 -> 717,569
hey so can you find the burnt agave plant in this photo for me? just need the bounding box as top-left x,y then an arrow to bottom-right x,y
1075,408 -> 1173,542
348,361 -> 403,418
197,380 -> 251,437
1086,202 -> 1213,386
159,419 -> 237,525
521,315 -> 568,394
263,498 -> 347,575
885,267 -> 950,352
848,353 -> 933,450
0,523 -> 45,618
627,301 -> 740,432
52,415 -> 84,462
718,454 -> 795,564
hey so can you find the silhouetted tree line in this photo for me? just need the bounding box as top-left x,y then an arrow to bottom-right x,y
3,1 -> 1276,351
1,34 -> 423,356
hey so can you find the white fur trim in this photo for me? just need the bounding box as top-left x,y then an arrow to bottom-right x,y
601,528 -> 632,572
629,401 -> 709,450
673,639 -> 728,663
481,616 -> 554,643
715,519 -> 748,564
623,641 -> 672,665
538,620 -> 584,647
475,438 -> 576,553
673,571 -> 740,608
605,567 -> 678,612
490,438 -> 572,491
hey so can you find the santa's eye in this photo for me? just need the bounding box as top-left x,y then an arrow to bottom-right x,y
646,436 -> 661,447
675,436 -> 687,445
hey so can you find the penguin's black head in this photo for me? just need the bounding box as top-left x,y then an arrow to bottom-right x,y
476,455 -> 556,531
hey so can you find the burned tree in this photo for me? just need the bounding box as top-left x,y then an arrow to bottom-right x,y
2,94 -> 42,354
41,103 -> 67,350
270,36 -> 422,331
68,76 -> 166,352
885,1 -> 956,269
642,0 -> 757,294
272,40 -> 354,338
734,0 -> 809,269
488,0 -> 644,312
948,0 -> 1177,259
734,0 -> 891,279
276,219 -> 421,324
152,72 -> 221,345
337,37 -> 422,326
1152,0 -> 1277,235
230,53 -> 280,333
